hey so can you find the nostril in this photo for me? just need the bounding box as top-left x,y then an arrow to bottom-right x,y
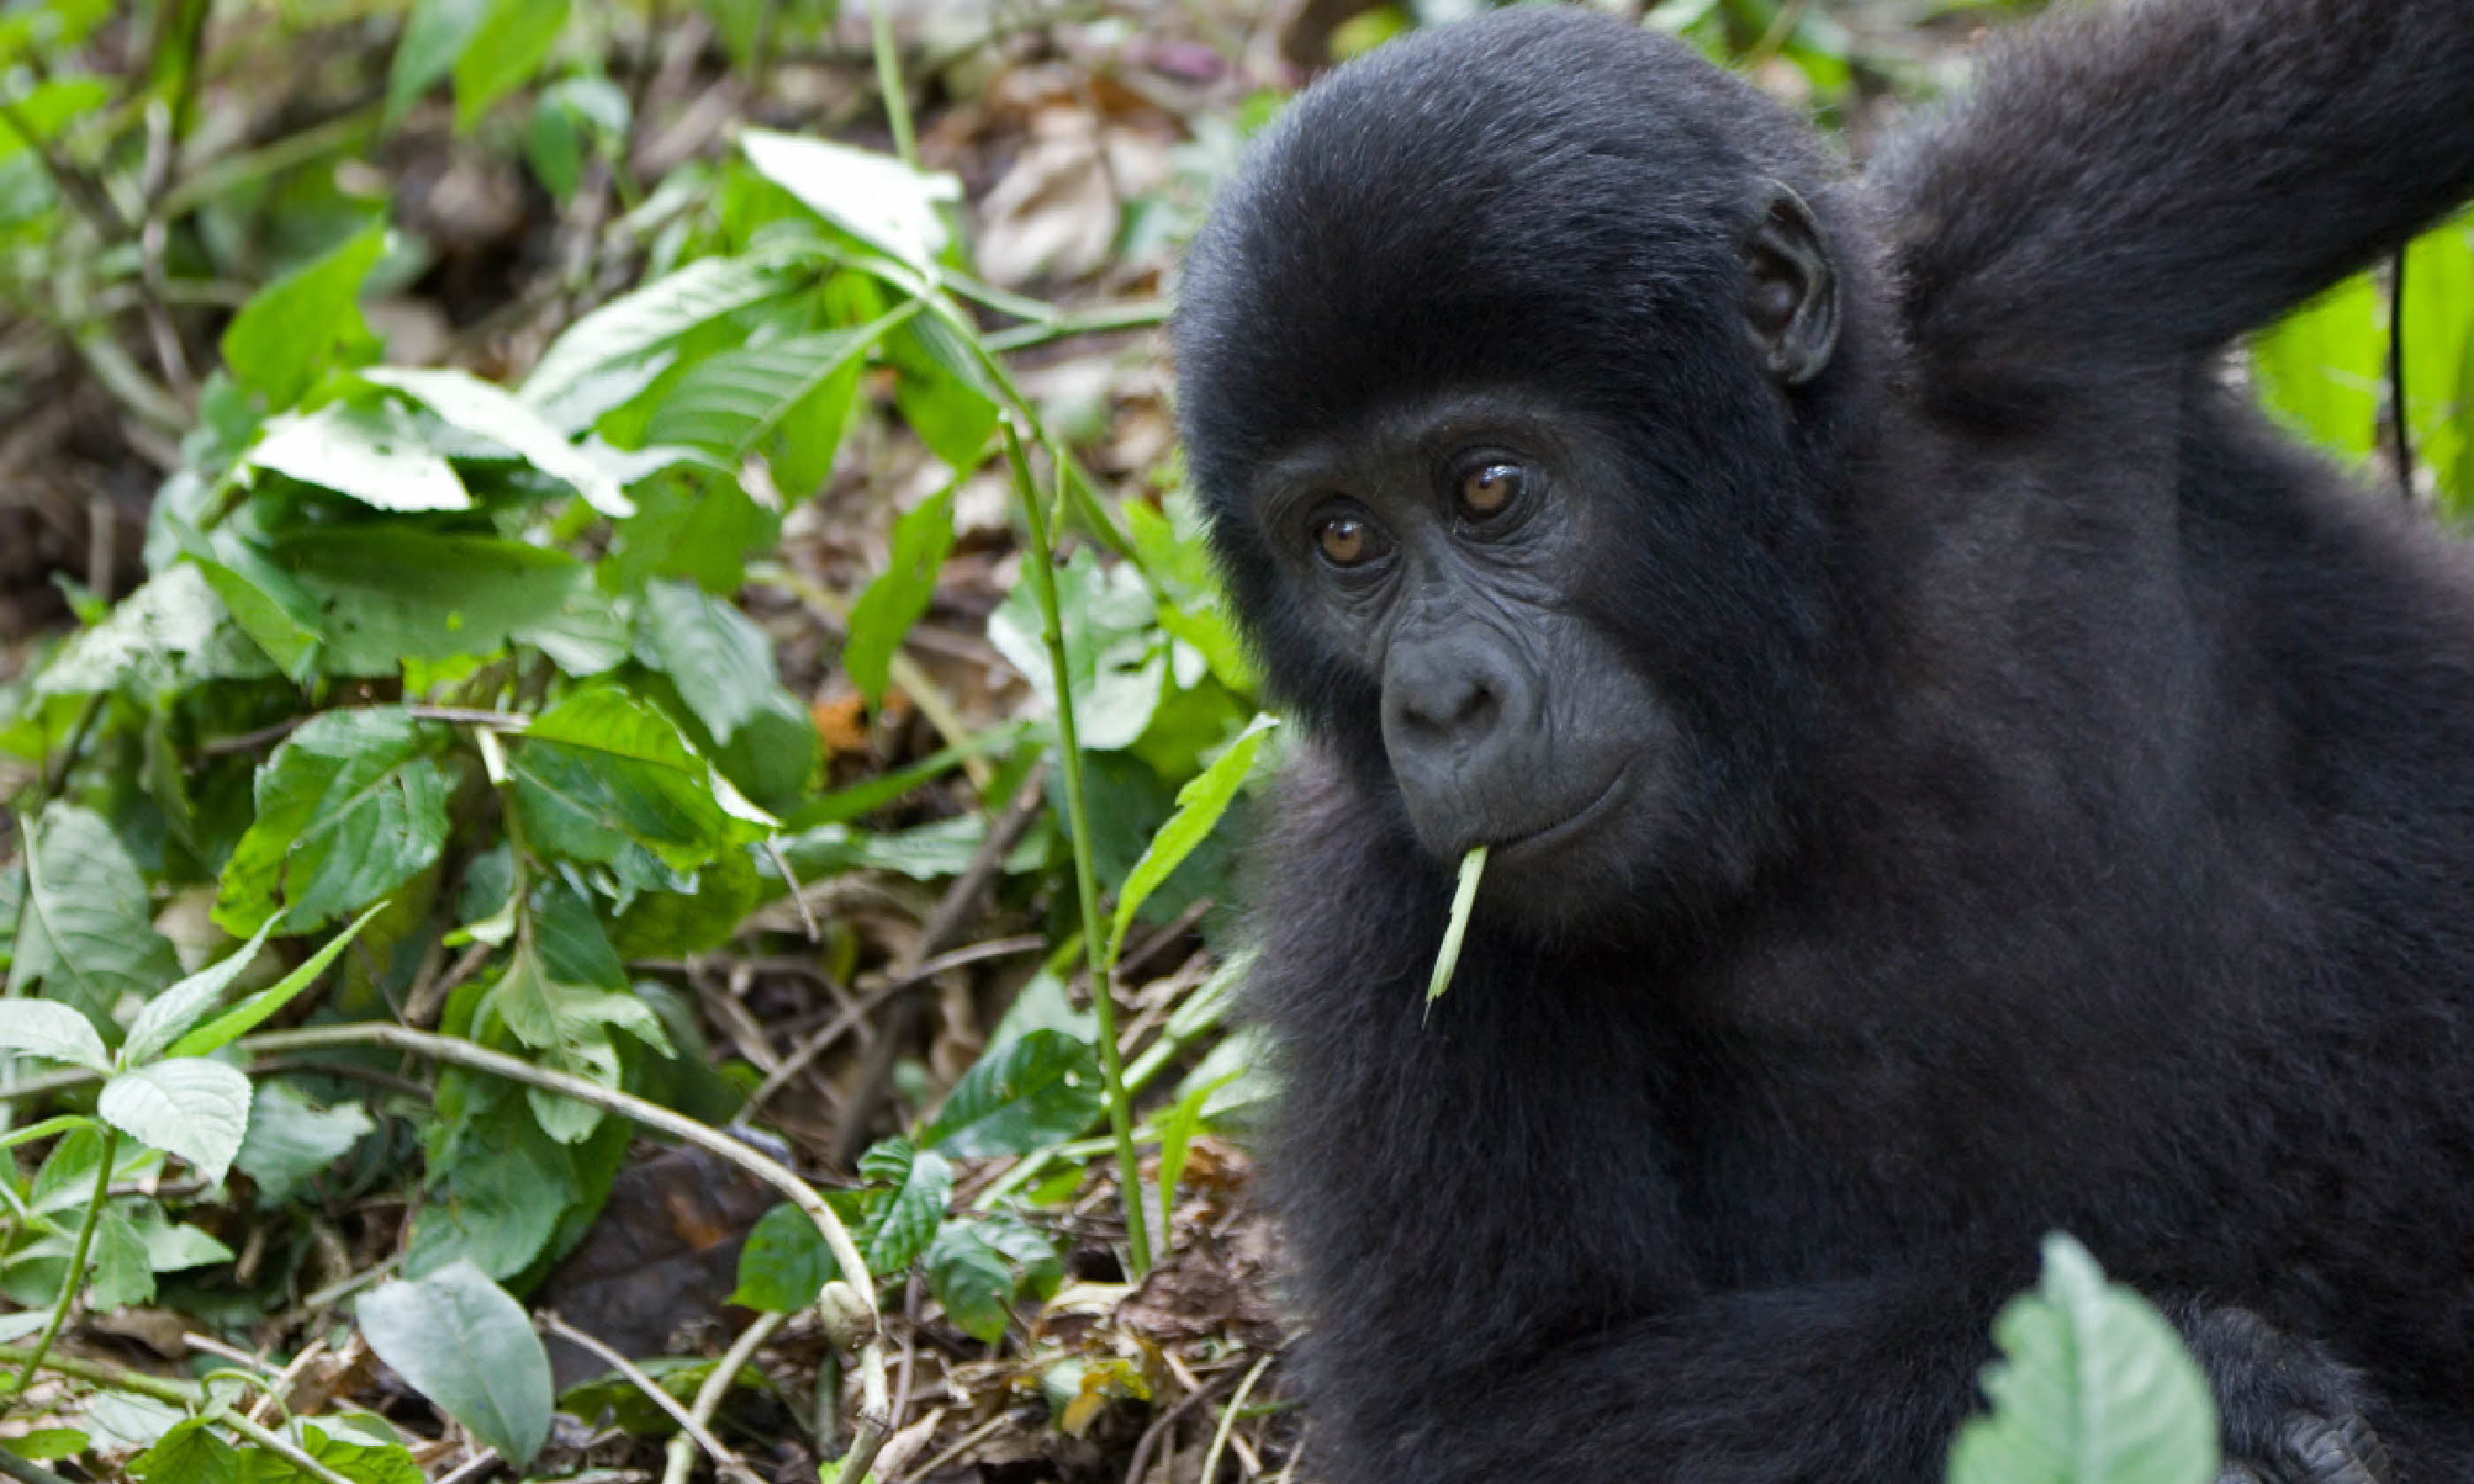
1402,674 -> 1497,737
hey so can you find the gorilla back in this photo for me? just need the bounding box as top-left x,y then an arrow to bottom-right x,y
1173,2 -> 2474,1481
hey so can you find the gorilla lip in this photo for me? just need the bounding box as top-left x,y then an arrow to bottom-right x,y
1489,763 -> 1630,860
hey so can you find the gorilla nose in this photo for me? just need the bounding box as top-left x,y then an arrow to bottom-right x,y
1394,668 -> 1501,741
1380,632 -> 1530,779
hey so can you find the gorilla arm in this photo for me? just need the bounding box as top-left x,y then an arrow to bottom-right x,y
1875,0 -> 2474,377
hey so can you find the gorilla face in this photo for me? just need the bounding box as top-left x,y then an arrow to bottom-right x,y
1198,184 -> 1845,932
1247,388 -> 1672,890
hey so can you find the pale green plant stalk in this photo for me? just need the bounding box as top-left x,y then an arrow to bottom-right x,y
998,417 -> 1154,1276
5,1124 -> 118,1405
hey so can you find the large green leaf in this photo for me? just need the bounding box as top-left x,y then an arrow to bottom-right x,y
386,0 -> 488,125
215,709 -> 452,935
99,1058 -> 253,1184
739,130 -> 960,272
364,366 -> 632,516
452,0 -> 569,132
244,399 -> 470,511
1947,1235 -> 2218,1484
357,1261 -> 554,1466
507,689 -> 770,873
920,1029 -> 1107,1158
636,579 -> 781,746
642,317 -> 894,457
0,1001 -> 108,1073
1107,715 -> 1275,960
220,227 -> 385,410
275,529 -> 626,675
9,805 -> 183,1034
523,256 -> 801,426
2253,274 -> 2381,462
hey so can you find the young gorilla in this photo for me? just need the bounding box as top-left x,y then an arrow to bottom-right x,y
1172,2 -> 2474,1480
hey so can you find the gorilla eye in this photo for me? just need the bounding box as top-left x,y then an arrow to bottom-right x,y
1315,514 -> 1387,568
1456,460 -> 1526,520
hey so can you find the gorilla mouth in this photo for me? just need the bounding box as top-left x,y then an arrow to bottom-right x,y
1494,764 -> 1631,859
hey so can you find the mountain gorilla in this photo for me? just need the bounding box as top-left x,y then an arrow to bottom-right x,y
1172,1 -> 2474,1480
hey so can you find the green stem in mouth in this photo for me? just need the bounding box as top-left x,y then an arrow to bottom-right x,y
1427,844 -> 1491,1010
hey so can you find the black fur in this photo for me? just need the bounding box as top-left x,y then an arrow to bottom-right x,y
1172,2 -> 2474,1480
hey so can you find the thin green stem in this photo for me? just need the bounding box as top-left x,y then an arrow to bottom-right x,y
869,1 -> 919,168
998,417 -> 1152,1276
6,1126 -> 118,1407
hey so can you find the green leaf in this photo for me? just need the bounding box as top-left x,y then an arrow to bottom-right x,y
888,315 -> 1000,472
132,1419 -> 242,1484
988,549 -> 1165,752
485,885 -> 670,1142
9,804 -> 183,1034
526,75 -> 629,200
244,399 -> 471,511
1947,1235 -> 2218,1484
33,564 -> 224,697
170,903 -> 387,1059
858,1139 -> 952,1274
276,528 -> 618,674
236,1081 -> 376,1205
2403,220 -> 2474,511
363,366 -> 633,516
386,0 -> 488,125
275,1424 -> 426,1484
0,1001 -> 109,1072
357,1261 -> 555,1467
924,1220 -> 1016,1344
1107,716 -> 1275,961
119,914 -> 281,1067
730,1200 -> 839,1314
523,256 -> 799,426
637,579 -> 780,745
452,0 -> 570,132
845,481 -> 959,707
191,534 -> 324,681
920,1029 -> 1107,1158
925,1215 -> 1061,1344
739,130 -> 960,271
642,317 -> 896,457
215,709 -> 452,935
99,1057 -> 254,1183
221,227 -> 385,410
508,689 -> 770,872
404,1094 -> 579,1279
2253,273 -> 2381,462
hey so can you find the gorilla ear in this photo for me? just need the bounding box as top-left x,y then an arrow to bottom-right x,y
1742,185 -> 1840,386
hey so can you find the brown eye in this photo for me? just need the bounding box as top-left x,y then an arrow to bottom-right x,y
1458,460 -> 1524,519
1317,515 -> 1377,566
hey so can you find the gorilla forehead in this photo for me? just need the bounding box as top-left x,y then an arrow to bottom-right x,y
1172,8 -> 1829,501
